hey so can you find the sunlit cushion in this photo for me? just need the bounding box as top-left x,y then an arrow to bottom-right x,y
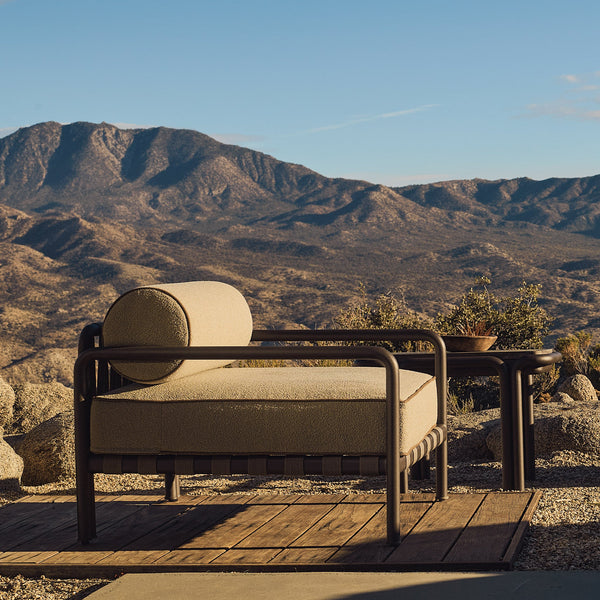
90,367 -> 437,455
102,281 -> 253,383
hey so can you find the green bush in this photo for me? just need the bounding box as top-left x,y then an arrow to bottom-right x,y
334,285 -> 433,352
434,277 -> 552,349
335,278 -> 555,412
555,332 -> 600,389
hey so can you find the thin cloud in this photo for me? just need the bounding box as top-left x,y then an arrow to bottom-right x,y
525,101 -> 600,121
523,72 -> 600,122
560,74 -> 580,84
303,104 -> 438,135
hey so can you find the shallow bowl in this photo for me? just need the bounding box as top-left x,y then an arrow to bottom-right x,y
442,335 -> 497,352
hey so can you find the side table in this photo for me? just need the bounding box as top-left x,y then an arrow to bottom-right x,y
395,349 -> 562,491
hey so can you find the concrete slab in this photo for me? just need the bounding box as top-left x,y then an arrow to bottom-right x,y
87,571 -> 600,600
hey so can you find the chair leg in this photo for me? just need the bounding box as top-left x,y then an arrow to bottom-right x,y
165,473 -> 180,501
400,469 -> 409,493
76,470 -> 96,544
410,454 -> 431,480
436,440 -> 449,500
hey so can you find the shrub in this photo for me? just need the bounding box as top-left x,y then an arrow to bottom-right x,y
434,277 -> 552,349
555,332 -> 600,389
334,285 -> 433,352
335,278 -> 556,412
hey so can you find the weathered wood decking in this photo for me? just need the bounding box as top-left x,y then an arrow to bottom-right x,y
0,491 -> 540,577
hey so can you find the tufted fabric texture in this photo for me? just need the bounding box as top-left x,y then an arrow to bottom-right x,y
90,367 -> 437,456
102,281 -> 253,383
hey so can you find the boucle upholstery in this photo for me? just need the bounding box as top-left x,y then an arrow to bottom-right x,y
90,366 -> 437,455
102,281 -> 253,383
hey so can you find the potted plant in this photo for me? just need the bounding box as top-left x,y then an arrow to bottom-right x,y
435,277 -> 498,352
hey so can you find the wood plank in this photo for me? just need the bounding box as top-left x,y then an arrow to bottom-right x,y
0,491 -> 538,573
211,548 -> 283,564
269,547 -> 339,563
14,495 -> 74,503
41,550 -> 114,565
53,499 -> 192,561
502,490 -> 542,564
235,503 -> 336,548
0,500 -> 77,552
342,493 -> 386,504
294,494 -> 348,504
120,499 -> 250,551
342,493 -> 435,503
246,494 -> 302,505
154,548 -> 226,565
197,494 -> 257,505
0,496 -> 75,535
445,492 -> 534,564
291,502 -> 381,547
330,501 -> 432,564
96,550 -> 170,565
386,494 -> 484,563
178,503 -> 288,549
0,495 -> 153,564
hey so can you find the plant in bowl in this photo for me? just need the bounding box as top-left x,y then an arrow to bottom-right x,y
435,277 -> 498,352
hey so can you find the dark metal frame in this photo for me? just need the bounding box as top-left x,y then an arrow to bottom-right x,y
395,349 -> 561,490
74,326 -> 447,546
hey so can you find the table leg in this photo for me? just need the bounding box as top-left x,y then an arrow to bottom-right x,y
522,372 -> 536,480
498,364 -> 517,490
510,366 -> 525,491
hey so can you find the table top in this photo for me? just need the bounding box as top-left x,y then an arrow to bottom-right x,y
394,348 -> 562,376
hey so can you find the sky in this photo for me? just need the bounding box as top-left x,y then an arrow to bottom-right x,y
1,0 -> 599,186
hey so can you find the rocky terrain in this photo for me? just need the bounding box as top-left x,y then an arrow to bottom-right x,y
0,122 -> 600,385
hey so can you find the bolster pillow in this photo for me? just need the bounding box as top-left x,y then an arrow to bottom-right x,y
102,281 -> 253,383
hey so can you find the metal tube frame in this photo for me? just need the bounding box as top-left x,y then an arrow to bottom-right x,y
74,328 -> 447,546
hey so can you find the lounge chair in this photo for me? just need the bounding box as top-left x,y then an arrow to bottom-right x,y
74,281 -> 448,545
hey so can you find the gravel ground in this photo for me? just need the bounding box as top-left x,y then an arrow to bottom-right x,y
1,450 -> 600,598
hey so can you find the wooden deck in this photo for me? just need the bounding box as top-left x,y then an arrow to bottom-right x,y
0,491 -> 540,577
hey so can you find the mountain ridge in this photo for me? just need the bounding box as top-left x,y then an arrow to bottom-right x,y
1,121 -> 599,385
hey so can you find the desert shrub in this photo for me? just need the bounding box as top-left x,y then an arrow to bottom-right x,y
434,277 -> 552,349
334,285 -> 433,353
335,279 -> 556,412
555,332 -> 600,389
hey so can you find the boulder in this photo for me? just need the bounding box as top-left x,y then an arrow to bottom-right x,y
447,408 -> 498,462
15,410 -> 74,485
0,377 -> 15,429
486,396 -> 600,460
551,391 -> 575,404
0,436 -> 23,491
558,374 -> 597,404
8,381 -> 72,434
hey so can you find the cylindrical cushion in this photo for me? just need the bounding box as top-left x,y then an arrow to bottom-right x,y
102,281 -> 253,383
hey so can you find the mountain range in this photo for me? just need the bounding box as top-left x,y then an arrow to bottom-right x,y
1,121 -> 599,385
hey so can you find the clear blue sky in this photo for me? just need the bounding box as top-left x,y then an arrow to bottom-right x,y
1,0 -> 599,185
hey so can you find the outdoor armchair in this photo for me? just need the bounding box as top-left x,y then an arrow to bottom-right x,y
74,281 -> 448,546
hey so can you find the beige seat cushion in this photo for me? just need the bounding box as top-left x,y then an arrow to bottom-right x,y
90,367 -> 437,456
102,281 -> 253,384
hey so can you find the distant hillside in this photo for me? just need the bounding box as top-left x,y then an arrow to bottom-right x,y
1,121 -> 600,385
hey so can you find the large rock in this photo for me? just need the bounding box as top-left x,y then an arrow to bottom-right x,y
0,377 -> 15,429
8,381 -> 72,434
15,410 -> 75,485
447,408 -> 498,462
486,395 -> 600,460
0,436 -> 23,491
557,374 -> 597,403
